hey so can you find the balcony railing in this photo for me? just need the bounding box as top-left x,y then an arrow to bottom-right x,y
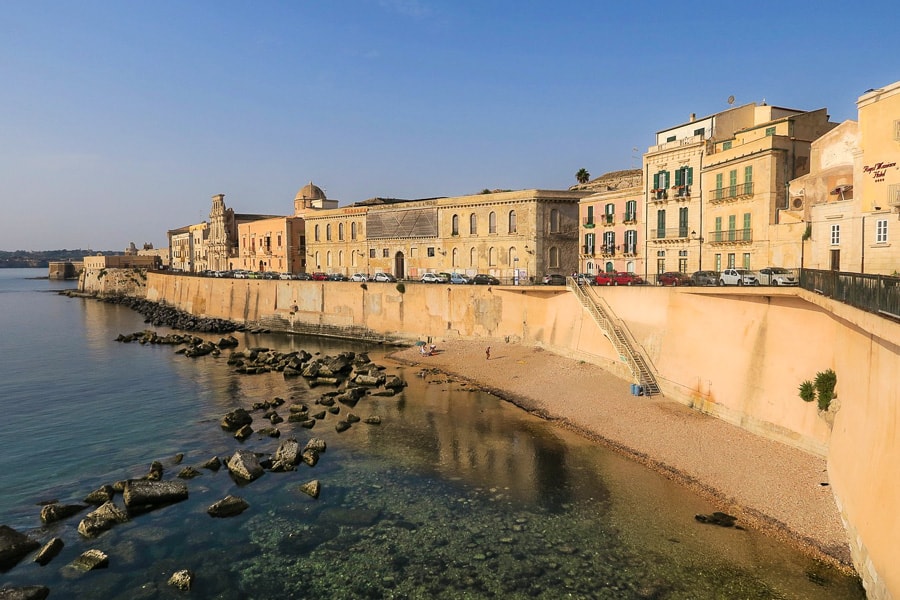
582,217 -> 596,228
652,227 -> 690,240
602,214 -> 615,226
711,182 -> 754,202
581,245 -> 596,255
801,269 -> 900,319
599,245 -> 616,256
672,185 -> 691,199
650,189 -> 668,201
622,212 -> 637,224
708,228 -> 753,243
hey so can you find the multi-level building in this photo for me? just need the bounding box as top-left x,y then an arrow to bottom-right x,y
577,170 -> 643,275
300,188 -> 591,282
232,216 -> 305,274
206,193 -> 283,272
702,106 -> 836,272
167,225 -> 193,271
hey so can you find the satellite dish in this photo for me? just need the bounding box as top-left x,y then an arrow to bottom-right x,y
727,95 -> 735,105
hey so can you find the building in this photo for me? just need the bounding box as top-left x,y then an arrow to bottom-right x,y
795,81 -> 900,274
206,193 -> 284,272
576,170 -> 643,275
300,188 -> 591,282
167,225 -> 193,271
701,105 -> 836,272
233,215 -> 305,274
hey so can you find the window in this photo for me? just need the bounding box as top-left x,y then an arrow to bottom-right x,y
624,230 -> 637,254
603,231 -> 615,253
678,207 -> 688,238
508,210 -> 517,234
549,246 -> 559,268
723,141 -> 732,150
584,233 -> 595,254
729,169 -> 738,198
605,203 -> 615,224
714,173 -> 724,200
765,126 -> 776,136
351,222 -> 357,240
678,250 -> 687,273
326,251 -> 332,267
656,209 -> 666,238
489,247 -> 496,266
489,212 -> 497,234
550,209 -> 560,233
469,248 -> 476,267
727,253 -> 735,269
666,135 -> 676,142
674,167 -> 693,196
427,247 -> 435,257
314,224 -> 320,242
277,234 -> 282,248
693,128 -> 705,137
743,213 -> 751,241
338,223 -> 344,241
743,253 -> 750,270
728,215 -> 736,241
652,170 -> 670,191
876,219 -> 888,243
656,250 -> 665,275
369,248 -> 376,259
452,248 -> 459,267
452,214 -> 459,236
585,205 -> 594,225
831,224 -> 841,245
715,253 -> 722,271
326,224 -> 332,241
382,248 -> 390,258
624,200 -> 636,222
470,213 -> 477,235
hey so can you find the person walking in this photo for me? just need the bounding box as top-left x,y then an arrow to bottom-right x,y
485,346 -> 491,360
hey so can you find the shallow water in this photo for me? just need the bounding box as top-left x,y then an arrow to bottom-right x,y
0,269 -> 864,598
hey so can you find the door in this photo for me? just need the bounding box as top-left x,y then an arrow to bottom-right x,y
830,249 -> 840,271
394,251 -> 405,279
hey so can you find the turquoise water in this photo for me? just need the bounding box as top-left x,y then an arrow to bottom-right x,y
0,268 -> 864,598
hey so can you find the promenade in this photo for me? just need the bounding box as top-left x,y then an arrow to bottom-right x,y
391,338 -> 852,571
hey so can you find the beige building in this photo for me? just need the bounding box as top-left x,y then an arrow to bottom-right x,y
167,226 -> 193,271
233,215 -> 305,274
576,170 -> 643,275
300,188 -> 591,282
702,106 -> 836,272
795,81 -> 900,275
206,193 -> 284,272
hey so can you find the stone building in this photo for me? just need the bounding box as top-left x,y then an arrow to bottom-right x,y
206,193 -> 284,272
299,188 -> 591,282
576,170 -> 643,275
232,216 -> 305,274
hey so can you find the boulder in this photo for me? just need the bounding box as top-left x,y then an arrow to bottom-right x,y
0,526 -> 40,571
299,419 -> 316,429
33,537 -> 64,566
256,426 -> 281,438
207,495 -> 249,518
200,456 -> 222,471
346,413 -> 360,423
143,460 -> 164,481
353,374 -> 383,387
300,449 -> 319,467
227,451 -> 264,482
68,548 -> 108,571
335,421 -> 351,433
77,501 -> 129,538
177,466 -> 201,479
298,480 -> 321,499
220,408 -> 253,431
168,569 -> 194,590
383,375 -> 406,390
0,586 -> 50,600
304,438 -> 327,453
234,424 -> 253,441
123,480 -> 188,512
39,503 -> 87,524
271,438 -> 301,470
83,484 -> 116,505
364,416 -> 382,425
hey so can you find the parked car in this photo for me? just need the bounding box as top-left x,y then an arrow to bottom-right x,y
261,271 -> 279,280
612,272 -> 645,286
421,272 -> 444,283
690,270 -> 718,286
311,272 -> 329,281
758,267 -> 799,286
594,272 -> 615,286
542,273 -> 567,285
448,273 -> 469,285
372,272 -> 397,283
574,273 -> 594,285
470,274 -> 500,285
719,268 -> 759,286
657,271 -> 692,286
278,272 -> 293,280
349,273 -> 368,282
292,272 -> 312,280
232,270 -> 249,279
328,273 -> 349,281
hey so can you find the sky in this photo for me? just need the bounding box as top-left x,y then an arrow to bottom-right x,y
2,1 -> 899,251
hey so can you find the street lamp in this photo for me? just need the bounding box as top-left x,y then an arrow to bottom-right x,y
514,257 -> 520,285
691,230 -> 704,270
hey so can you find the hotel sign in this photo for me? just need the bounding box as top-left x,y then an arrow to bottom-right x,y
863,161 -> 897,183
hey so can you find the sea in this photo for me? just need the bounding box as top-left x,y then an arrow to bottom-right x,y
0,268 -> 865,599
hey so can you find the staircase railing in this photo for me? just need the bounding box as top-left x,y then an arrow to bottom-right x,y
568,277 -> 660,395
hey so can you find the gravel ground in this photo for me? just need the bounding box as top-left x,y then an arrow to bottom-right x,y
390,339 -> 853,571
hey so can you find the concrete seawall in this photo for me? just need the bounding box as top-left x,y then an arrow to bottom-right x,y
81,269 -> 900,599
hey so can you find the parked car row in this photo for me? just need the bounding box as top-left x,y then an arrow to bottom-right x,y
594,272 -> 646,286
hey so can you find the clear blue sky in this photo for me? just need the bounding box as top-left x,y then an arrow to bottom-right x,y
2,1 -> 898,251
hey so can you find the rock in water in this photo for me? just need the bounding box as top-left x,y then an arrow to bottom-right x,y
123,480 -> 189,512
68,549 -> 109,571
0,525 -> 40,570
168,569 -> 194,590
77,501 -> 129,538
39,503 -> 87,524
227,450 -> 264,482
207,495 -> 249,518
0,585 -> 50,599
298,480 -> 321,499
33,538 -> 64,566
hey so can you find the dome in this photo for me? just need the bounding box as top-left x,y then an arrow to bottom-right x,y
295,181 -> 326,202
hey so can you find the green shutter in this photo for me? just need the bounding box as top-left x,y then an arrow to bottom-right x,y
687,167 -> 693,185
653,173 -> 659,189
729,170 -> 737,186
744,166 -> 752,182
674,169 -> 683,186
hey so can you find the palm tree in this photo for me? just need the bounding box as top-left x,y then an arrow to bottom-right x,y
576,168 -> 590,184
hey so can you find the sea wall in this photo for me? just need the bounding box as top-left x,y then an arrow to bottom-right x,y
83,271 -> 899,599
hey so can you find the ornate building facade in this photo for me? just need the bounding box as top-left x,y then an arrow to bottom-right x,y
577,170 -> 643,275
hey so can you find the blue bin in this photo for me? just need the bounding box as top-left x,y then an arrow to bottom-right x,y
630,383 -> 639,396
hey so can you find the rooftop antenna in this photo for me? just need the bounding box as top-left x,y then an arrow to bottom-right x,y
631,147 -> 639,169
727,95 -> 735,105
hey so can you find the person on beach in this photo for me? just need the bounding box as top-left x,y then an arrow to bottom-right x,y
485,346 -> 491,360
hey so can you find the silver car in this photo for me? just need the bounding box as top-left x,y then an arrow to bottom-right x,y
758,267 -> 798,286
718,268 -> 759,286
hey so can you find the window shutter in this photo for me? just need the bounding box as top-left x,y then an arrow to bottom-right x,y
674,169 -> 683,186
653,173 -> 659,189
687,167 -> 693,185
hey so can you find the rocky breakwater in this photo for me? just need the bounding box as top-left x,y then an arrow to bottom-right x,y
0,335 -> 407,598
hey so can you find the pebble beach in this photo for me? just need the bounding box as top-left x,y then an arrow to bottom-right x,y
391,338 -> 853,572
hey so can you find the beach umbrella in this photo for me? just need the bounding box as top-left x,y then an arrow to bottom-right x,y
415,341 -> 426,346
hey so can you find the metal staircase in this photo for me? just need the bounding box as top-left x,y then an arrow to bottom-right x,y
569,277 -> 660,395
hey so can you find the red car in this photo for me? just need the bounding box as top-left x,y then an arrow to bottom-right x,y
657,271 -> 692,286
311,272 -> 328,281
595,272 -> 645,286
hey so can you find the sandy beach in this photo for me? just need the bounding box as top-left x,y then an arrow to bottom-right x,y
390,338 -> 852,572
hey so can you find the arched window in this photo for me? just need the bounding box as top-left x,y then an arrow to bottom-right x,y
339,250 -> 344,266
326,251 -> 332,267
469,247 -> 477,267
508,210 -> 517,234
489,247 -> 496,266
351,222 -> 357,240
314,224 -> 320,242
470,213 -> 477,235
489,212 -> 497,234
550,209 -> 559,233
338,223 -> 344,241
549,246 -> 559,268
326,224 -> 332,241
507,247 -> 517,265
452,247 -> 459,267
351,250 -> 358,267
452,214 -> 459,236
314,251 -> 321,269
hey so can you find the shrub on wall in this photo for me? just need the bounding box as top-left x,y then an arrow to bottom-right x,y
396,282 -> 405,294
798,380 -> 816,403
814,369 -> 837,411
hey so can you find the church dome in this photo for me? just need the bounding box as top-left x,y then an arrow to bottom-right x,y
295,181 -> 326,202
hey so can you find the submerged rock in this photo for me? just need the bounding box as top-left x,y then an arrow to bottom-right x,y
0,585 -> 50,599
68,548 -> 109,571
168,569 -> 194,590
207,495 -> 249,518
39,503 -> 87,524
694,512 -> 739,528
298,480 -> 321,499
0,525 -> 41,571
123,480 -> 188,512
33,537 -> 64,566
77,501 -> 129,538
227,451 -> 264,482
83,484 -> 116,505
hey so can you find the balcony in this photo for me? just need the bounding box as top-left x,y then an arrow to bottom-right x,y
707,228 -> 753,244
672,185 -> 691,199
582,217 -> 596,229
710,182 -> 754,203
602,215 -> 616,226
651,227 -> 690,241
650,189 -> 668,201
621,212 -> 637,224
599,245 -> 616,257
581,245 -> 596,256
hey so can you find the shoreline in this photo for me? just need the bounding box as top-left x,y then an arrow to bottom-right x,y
388,339 -> 855,574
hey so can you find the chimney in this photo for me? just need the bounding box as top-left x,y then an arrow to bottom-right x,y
689,113 -> 696,122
